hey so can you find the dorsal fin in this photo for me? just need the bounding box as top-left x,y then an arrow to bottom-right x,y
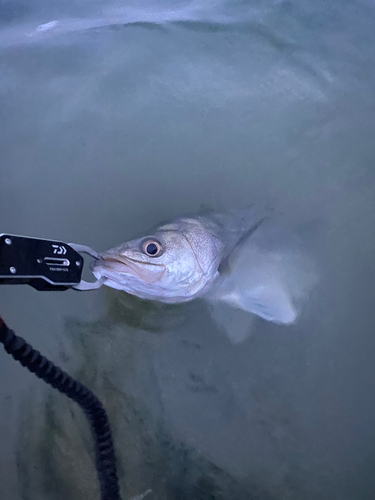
218,216 -> 268,275
199,205 -> 274,263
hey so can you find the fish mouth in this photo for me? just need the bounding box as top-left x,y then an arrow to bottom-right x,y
92,254 -> 165,285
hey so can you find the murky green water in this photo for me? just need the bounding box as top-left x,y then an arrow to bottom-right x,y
1,1 -> 375,498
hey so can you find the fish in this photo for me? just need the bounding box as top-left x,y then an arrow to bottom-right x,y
92,206 -> 318,342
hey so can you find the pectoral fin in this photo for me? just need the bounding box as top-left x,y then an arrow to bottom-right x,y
218,284 -> 297,325
206,300 -> 255,344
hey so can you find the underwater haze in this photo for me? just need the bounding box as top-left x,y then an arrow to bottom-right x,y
1,0 -> 375,499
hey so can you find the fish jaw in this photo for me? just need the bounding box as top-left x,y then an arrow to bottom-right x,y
92,254 -> 165,286
91,262 -> 134,290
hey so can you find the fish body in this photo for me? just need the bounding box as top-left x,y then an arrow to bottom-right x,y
92,206 -> 317,341
92,206 -> 267,303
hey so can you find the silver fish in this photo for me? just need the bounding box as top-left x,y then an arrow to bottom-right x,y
92,206 -> 317,342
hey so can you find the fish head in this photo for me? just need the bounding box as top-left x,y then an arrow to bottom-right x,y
92,218 -> 224,302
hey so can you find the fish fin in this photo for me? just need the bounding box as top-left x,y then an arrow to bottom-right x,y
206,205 -> 273,235
206,281 -> 296,343
218,216 -> 269,276
216,283 -> 297,325
228,284 -> 297,325
211,206 -> 274,274
206,300 -> 255,344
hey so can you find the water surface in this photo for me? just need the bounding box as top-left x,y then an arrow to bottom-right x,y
1,1 -> 375,498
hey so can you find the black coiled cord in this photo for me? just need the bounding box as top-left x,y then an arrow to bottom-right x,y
0,315 -> 121,500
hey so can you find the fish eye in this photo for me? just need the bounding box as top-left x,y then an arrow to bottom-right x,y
142,239 -> 162,257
